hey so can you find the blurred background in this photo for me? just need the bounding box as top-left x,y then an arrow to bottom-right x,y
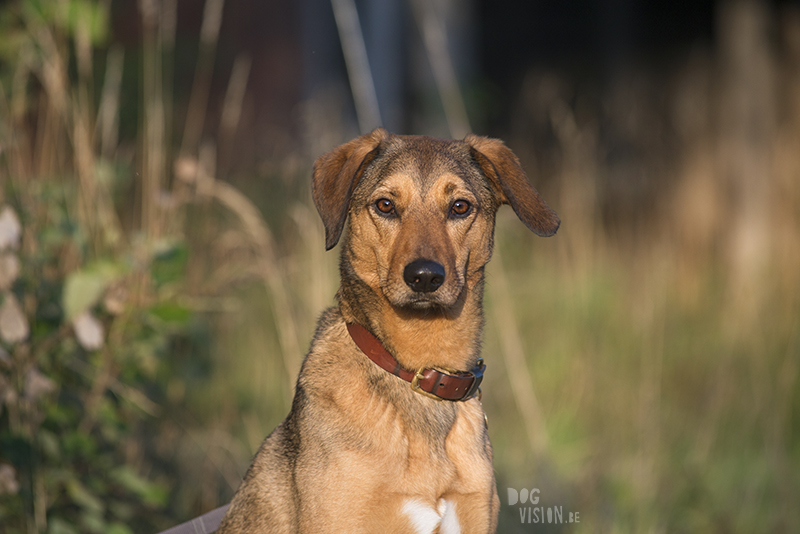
0,0 -> 799,532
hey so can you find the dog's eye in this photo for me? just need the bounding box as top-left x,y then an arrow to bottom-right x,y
375,198 -> 395,215
450,200 -> 472,217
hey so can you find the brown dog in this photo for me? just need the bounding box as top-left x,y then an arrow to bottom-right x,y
216,129 -> 559,533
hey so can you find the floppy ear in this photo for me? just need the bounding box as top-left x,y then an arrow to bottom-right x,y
465,134 -> 560,237
312,128 -> 390,250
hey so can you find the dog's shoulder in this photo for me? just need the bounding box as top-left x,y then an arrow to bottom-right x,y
295,306 -> 368,409
301,307 -> 358,376
309,306 -> 347,349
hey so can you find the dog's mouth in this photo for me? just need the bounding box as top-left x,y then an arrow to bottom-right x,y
402,295 -> 450,311
392,297 -> 465,321
384,278 -> 466,314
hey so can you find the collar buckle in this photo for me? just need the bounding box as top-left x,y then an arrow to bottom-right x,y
463,358 -> 485,400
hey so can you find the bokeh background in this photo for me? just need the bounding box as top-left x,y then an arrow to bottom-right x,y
1,0 -> 799,532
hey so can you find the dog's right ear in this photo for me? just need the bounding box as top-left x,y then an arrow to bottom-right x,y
312,128 -> 389,250
465,134 -> 560,237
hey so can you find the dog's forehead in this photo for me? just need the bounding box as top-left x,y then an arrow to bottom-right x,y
363,135 -> 481,191
387,135 -> 469,175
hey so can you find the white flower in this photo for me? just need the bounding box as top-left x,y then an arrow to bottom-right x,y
73,311 -> 105,351
0,207 -> 21,251
0,292 -> 29,344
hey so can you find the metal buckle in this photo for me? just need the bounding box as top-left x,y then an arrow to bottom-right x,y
411,368 -> 445,401
463,358 -> 485,400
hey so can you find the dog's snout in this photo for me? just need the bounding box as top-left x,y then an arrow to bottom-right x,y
403,259 -> 445,293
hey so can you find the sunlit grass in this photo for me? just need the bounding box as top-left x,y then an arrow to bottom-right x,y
480,216 -> 800,533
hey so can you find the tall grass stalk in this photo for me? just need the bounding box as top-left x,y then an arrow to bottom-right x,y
410,0 -> 471,139
330,0 -> 382,132
180,0 -> 225,156
175,155 -> 303,399
489,248 -> 550,460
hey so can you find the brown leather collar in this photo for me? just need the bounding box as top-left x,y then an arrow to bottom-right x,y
346,322 -> 484,401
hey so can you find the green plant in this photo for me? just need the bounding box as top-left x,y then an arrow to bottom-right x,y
0,1 -> 199,532
0,194 -> 183,534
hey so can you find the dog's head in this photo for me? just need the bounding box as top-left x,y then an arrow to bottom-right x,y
313,128 -> 559,310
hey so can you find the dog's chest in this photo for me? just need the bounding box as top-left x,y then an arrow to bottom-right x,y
367,397 -> 491,490
389,403 -> 492,534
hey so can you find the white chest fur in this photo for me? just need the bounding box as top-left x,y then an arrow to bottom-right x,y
402,498 -> 462,534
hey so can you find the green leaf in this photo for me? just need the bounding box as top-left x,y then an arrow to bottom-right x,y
142,483 -> 169,508
110,466 -> 167,507
38,429 -> 60,460
45,402 -> 75,426
80,509 -> 106,534
62,261 -> 122,320
66,478 -> 104,514
148,301 -> 192,324
62,431 -> 96,459
42,0 -> 109,44
108,500 -> 134,522
150,241 -> 188,288
0,29 -> 29,62
68,0 -> 109,44
48,517 -> 79,534
106,523 -> 134,534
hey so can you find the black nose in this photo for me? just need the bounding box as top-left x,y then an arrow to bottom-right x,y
403,259 -> 446,293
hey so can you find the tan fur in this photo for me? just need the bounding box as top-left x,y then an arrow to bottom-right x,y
216,129 -> 559,534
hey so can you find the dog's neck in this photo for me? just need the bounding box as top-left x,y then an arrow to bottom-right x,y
337,268 -> 486,373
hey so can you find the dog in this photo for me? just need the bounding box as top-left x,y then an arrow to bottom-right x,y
216,128 -> 559,533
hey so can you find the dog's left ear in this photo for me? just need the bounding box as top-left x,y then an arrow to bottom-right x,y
313,128 -> 390,250
465,134 -> 560,237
